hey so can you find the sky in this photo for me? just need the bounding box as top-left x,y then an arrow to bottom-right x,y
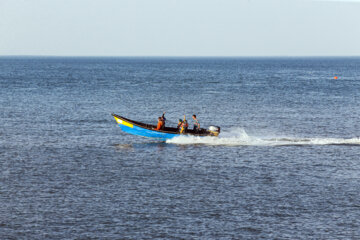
0,0 -> 360,56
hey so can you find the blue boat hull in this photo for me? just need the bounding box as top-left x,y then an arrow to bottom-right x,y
118,122 -> 178,140
113,114 -> 179,140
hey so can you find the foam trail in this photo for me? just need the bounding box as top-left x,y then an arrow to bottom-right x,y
166,127 -> 360,146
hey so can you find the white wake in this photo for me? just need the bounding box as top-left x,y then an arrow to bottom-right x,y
166,127 -> 360,146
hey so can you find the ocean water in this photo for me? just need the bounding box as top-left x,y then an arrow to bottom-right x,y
1,57 -> 360,239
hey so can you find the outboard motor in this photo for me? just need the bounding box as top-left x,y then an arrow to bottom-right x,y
208,126 -> 221,136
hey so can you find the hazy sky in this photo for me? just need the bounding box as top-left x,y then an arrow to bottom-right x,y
1,0 -> 359,56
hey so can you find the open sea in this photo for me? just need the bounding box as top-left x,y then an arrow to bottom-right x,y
1,57 -> 360,239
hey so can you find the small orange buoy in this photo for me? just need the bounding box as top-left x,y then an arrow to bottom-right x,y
334,76 -> 338,80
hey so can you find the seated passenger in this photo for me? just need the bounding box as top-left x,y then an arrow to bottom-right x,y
155,112 -> 166,130
192,114 -> 200,133
183,119 -> 188,131
160,112 -> 166,128
155,117 -> 164,130
177,119 -> 183,130
180,115 -> 189,134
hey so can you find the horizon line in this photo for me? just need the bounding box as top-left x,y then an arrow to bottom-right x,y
1,55 -> 360,58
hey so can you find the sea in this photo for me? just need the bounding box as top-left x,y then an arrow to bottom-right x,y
1,57 -> 360,239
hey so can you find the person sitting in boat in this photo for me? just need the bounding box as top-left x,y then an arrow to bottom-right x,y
177,119 -> 183,130
183,119 -> 189,133
155,117 -> 164,130
179,115 -> 188,134
192,114 -> 200,132
155,112 -> 166,130
161,112 -> 166,129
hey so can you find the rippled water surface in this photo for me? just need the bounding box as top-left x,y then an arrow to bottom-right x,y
1,57 -> 360,239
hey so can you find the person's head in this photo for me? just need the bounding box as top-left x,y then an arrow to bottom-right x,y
158,117 -> 162,121
178,119 -> 182,123
192,114 -> 196,119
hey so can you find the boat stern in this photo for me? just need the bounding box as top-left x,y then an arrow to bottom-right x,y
208,126 -> 221,137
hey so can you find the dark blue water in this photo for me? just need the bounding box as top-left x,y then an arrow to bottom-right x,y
1,57 -> 360,239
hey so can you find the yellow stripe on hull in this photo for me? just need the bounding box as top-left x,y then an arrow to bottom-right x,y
114,116 -> 133,128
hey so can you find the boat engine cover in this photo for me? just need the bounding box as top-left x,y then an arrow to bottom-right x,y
208,126 -> 220,132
